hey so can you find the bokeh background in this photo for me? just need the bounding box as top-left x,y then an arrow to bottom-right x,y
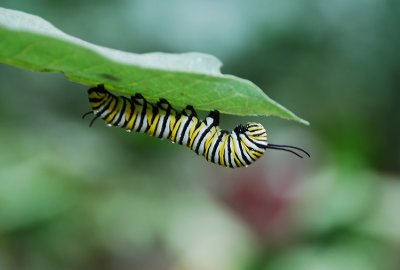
1,0 -> 399,270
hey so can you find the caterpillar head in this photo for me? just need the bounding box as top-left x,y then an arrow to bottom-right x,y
240,122 -> 310,158
243,122 -> 268,150
233,122 -> 268,154
88,84 -> 107,98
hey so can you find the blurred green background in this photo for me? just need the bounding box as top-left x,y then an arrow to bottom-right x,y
0,1 -> 399,270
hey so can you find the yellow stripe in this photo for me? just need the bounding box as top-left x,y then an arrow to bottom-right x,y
241,142 -> 257,160
123,103 -> 132,123
231,138 -> 243,167
219,135 -> 228,167
170,118 -> 183,141
188,121 -> 204,149
145,106 -> 153,126
168,111 -> 177,135
253,152 -> 263,157
125,103 -> 140,130
104,98 -> 119,123
147,113 -> 161,136
90,100 -> 103,108
203,129 -> 218,157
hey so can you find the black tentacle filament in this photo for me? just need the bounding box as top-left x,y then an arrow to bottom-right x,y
266,143 -> 310,158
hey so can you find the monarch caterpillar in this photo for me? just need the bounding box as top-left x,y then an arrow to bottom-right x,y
84,85 -> 309,168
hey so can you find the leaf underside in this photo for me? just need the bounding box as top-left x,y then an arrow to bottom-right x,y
0,7 -> 308,125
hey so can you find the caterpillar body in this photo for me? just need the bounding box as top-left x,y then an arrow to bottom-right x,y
85,85 -> 309,168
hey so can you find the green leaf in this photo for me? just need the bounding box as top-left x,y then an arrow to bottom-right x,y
0,7 -> 308,125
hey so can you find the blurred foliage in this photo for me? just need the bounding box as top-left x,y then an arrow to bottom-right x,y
0,0 -> 399,270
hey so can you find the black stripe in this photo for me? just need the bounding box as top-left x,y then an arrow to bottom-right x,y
89,97 -> 104,103
178,115 -> 193,145
226,135 -> 234,168
234,130 -> 251,165
230,135 -> 243,167
168,112 -> 180,141
122,97 -> 135,129
102,96 -> 119,121
194,124 -> 214,154
210,131 -> 225,163
105,96 -> 121,124
95,94 -> 114,116
243,133 -> 268,149
159,114 -> 169,139
203,130 -> 219,159
130,96 -> 141,130
137,97 -> 147,131
178,105 -> 198,145
250,130 -> 266,136
150,116 -> 161,137
149,104 -> 158,129
158,102 -> 171,139
100,95 -> 115,115
250,148 -> 264,156
114,97 -> 127,126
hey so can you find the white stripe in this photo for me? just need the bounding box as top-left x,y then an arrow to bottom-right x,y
211,132 -> 224,163
206,130 -> 220,161
191,123 -> 208,151
139,119 -> 148,132
228,135 -> 238,167
223,136 -> 230,167
239,138 -> 253,162
240,134 -> 266,152
231,133 -> 246,166
162,115 -> 172,139
197,129 -> 213,156
155,114 -> 165,137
